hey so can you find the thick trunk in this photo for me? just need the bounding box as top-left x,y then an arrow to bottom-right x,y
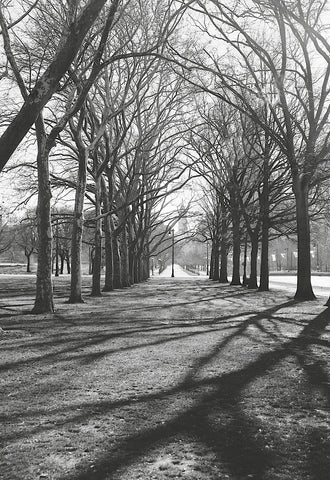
219,237 -> 228,283
293,175 -> 315,300
32,120 -> 54,314
68,150 -> 87,304
248,233 -> 258,289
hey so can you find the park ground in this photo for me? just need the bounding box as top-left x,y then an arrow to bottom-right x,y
0,269 -> 329,480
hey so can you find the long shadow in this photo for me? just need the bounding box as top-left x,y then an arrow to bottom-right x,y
53,304 -> 330,480
2,276 -> 329,479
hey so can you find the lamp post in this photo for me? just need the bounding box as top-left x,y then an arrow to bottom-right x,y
206,242 -> 209,275
169,229 -> 175,277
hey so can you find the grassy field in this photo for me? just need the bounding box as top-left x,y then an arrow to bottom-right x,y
0,274 -> 329,480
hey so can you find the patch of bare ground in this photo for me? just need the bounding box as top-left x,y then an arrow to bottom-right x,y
0,274 -> 329,480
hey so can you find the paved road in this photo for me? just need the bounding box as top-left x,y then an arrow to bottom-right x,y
158,265 -> 330,298
269,274 -> 330,298
158,264 -> 203,278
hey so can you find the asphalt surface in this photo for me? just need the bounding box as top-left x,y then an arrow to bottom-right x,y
159,265 -> 330,298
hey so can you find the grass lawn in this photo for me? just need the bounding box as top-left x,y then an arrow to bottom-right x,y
0,274 -> 329,480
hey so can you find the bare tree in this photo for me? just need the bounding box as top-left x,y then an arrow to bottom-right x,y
181,0 -> 330,299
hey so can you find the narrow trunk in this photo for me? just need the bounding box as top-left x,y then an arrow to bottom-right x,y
103,214 -> 113,291
242,234 -> 248,286
60,254 -> 65,274
119,212 -> 130,287
102,176 -> 113,292
293,175 -> 315,300
112,233 -> 122,289
26,253 -> 31,273
66,255 -> 71,274
248,233 -> 258,289
68,149 -> 87,304
209,244 -> 215,280
231,213 -> 241,285
219,200 -> 228,283
91,174 -> 103,297
259,151 -> 270,292
259,219 -> 269,292
212,238 -> 220,281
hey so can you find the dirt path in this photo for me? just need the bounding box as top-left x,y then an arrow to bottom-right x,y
0,275 -> 329,480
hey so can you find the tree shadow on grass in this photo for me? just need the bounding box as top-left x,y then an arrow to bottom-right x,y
52,303 -> 330,480
2,282 -> 329,479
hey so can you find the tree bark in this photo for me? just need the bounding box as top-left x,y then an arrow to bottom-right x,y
230,192 -> 241,286
91,173 -> 103,296
112,231 -> 122,289
248,232 -> 259,289
219,200 -> 228,283
26,253 -> 31,273
293,174 -> 316,300
0,0 -> 112,171
211,237 -> 220,281
259,149 -> 270,292
32,117 -> 54,314
118,210 -> 131,287
242,234 -> 248,286
103,213 -> 114,292
68,149 -> 87,304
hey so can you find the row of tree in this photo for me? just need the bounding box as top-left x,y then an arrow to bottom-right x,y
0,0 -> 195,312
182,0 -> 330,302
1,0 -> 330,311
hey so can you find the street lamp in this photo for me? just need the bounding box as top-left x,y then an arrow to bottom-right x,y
206,242 -> 209,276
169,229 -> 175,277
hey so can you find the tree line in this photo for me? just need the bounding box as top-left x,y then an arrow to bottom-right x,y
1,0 -> 330,312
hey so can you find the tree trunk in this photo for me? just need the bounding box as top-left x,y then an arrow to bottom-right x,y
102,176 -> 113,292
209,244 -> 215,280
242,234 -> 248,286
68,149 -> 87,304
293,174 -> 315,300
219,237 -> 228,283
219,204 -> 228,283
248,233 -> 258,289
112,233 -> 122,289
118,211 -> 131,288
0,0 -> 112,172
32,117 -> 54,314
60,253 -> 65,274
103,214 -> 113,292
212,238 -> 220,281
259,212 -> 269,292
259,150 -> 270,292
231,211 -> 241,286
91,173 -> 103,297
66,254 -> 71,274
26,253 -> 31,273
